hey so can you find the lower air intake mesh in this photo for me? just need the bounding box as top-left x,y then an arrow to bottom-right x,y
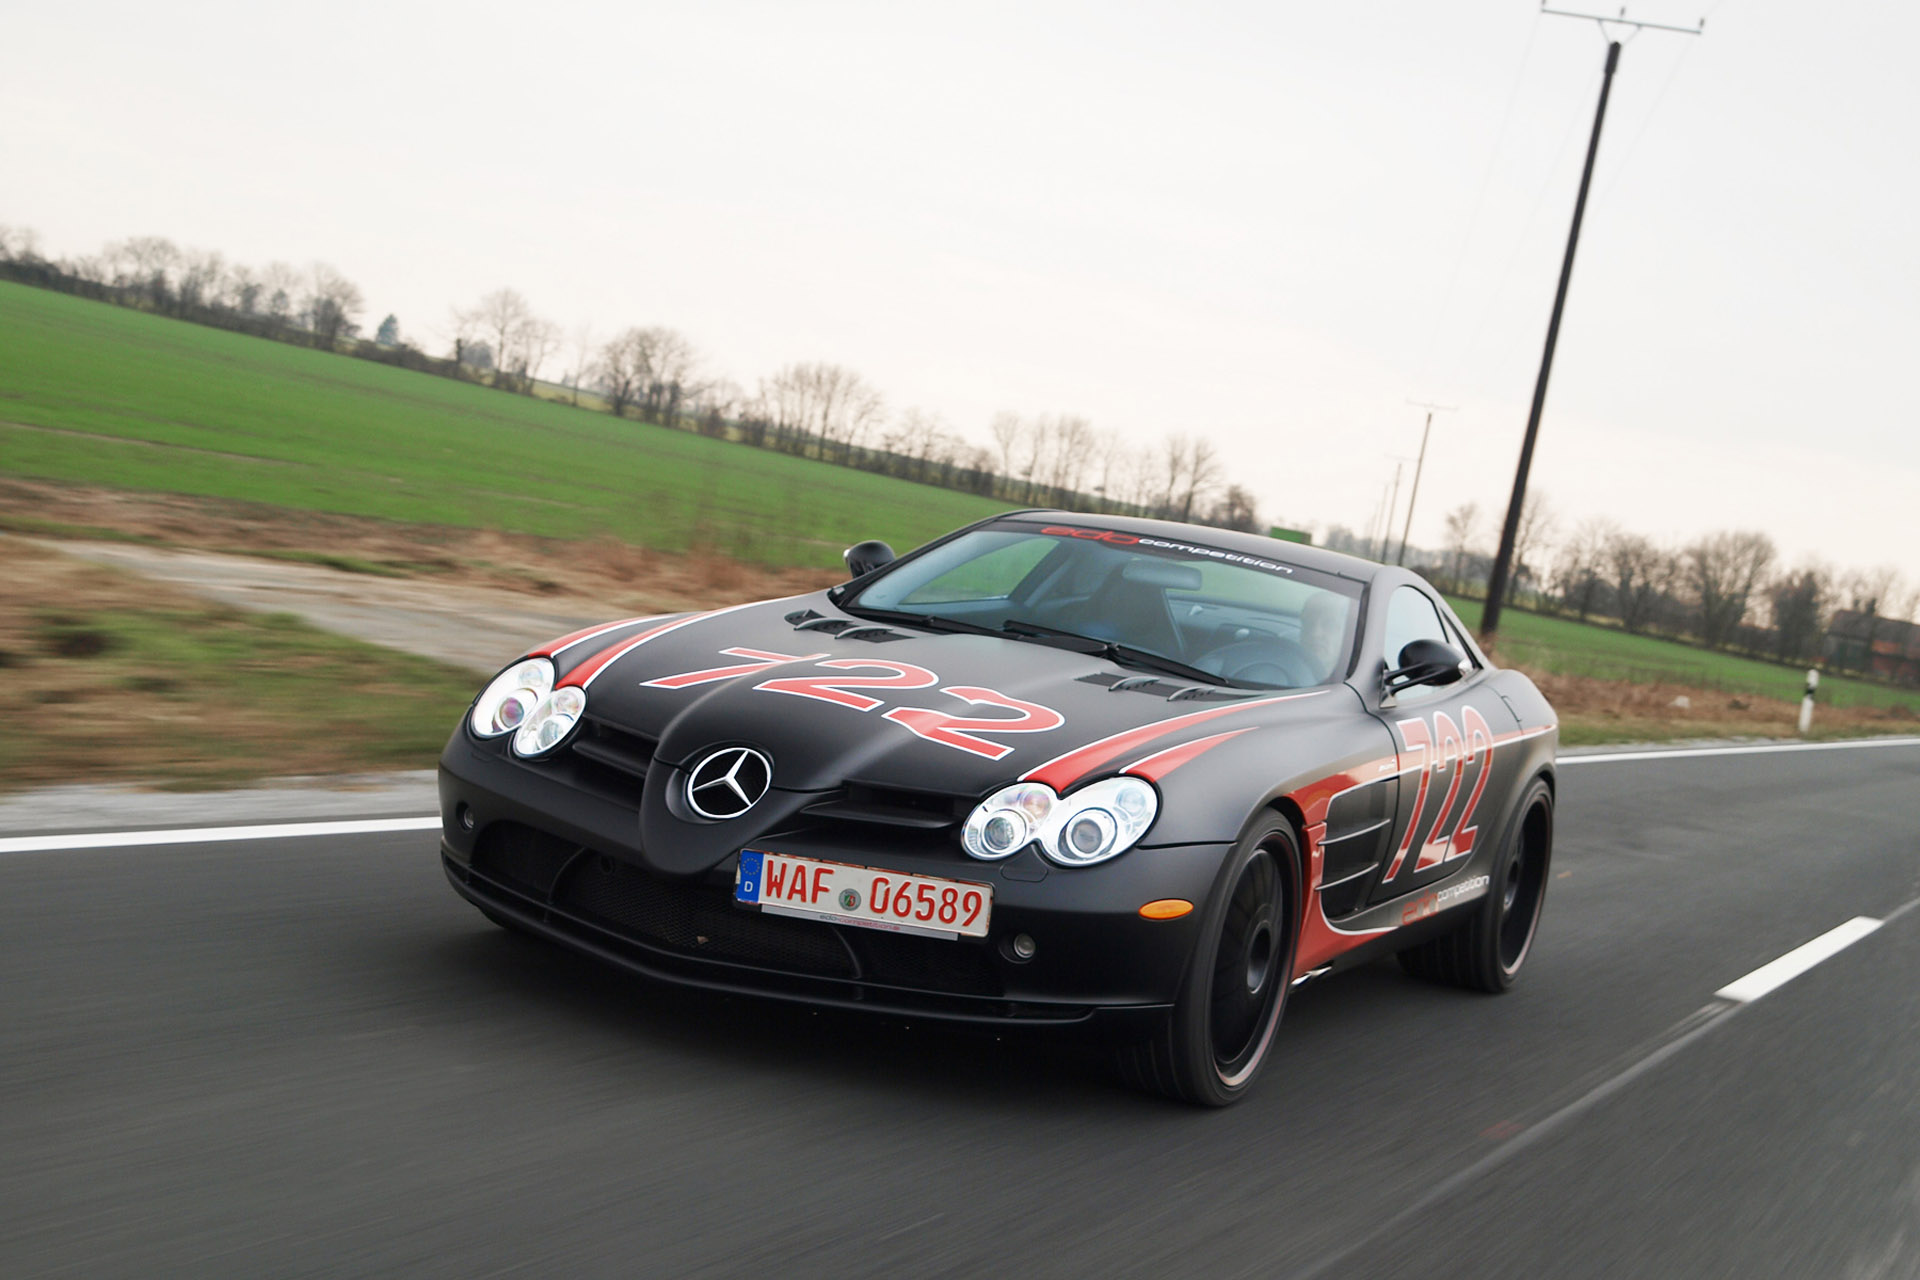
556,856 -> 857,978
472,824 -> 581,899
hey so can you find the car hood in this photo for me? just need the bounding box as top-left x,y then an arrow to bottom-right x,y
550,592 -> 1329,796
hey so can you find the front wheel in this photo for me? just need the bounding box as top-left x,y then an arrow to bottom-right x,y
1118,818 -> 1299,1106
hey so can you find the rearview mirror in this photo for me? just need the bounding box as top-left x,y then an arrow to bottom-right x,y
1384,638 -> 1467,692
843,540 -> 896,578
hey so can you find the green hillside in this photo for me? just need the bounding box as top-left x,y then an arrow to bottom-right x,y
1447,595 -> 1910,713
0,282 -> 1007,568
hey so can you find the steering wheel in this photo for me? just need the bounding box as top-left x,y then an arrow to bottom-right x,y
1200,638 -> 1322,689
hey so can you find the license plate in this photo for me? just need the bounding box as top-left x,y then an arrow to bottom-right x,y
734,851 -> 992,940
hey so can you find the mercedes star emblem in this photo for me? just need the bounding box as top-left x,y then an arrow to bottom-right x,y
684,746 -> 773,820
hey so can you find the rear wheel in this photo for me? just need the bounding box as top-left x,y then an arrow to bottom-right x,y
1119,818 -> 1299,1106
1398,777 -> 1553,992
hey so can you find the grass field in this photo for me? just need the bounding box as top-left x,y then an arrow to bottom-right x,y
0,282 -> 1007,569
0,540 -> 477,791
1447,595 -> 1913,713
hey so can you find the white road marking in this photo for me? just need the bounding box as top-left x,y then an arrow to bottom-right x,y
1560,736 -> 1920,766
1714,916 -> 1885,1003
1292,897 -> 1917,1280
0,816 -> 441,855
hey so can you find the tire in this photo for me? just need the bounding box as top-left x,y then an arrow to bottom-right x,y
1397,777 -> 1553,993
1118,817 -> 1300,1107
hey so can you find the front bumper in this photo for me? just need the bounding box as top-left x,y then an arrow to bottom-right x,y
438,734 -> 1231,1031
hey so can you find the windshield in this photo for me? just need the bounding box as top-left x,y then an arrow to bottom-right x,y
845,522 -> 1362,689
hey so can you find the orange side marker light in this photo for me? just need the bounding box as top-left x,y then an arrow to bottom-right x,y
1138,899 -> 1194,920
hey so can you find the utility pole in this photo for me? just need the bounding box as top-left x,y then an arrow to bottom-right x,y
1479,5 -> 1702,644
1396,401 -> 1455,566
1380,461 -> 1405,562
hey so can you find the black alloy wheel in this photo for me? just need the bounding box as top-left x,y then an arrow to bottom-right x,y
1396,776 -> 1554,993
1119,818 -> 1299,1106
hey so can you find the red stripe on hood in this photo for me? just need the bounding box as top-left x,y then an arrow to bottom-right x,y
557,612 -> 718,689
529,616 -> 664,660
1021,692 -> 1322,792
1121,728 -> 1254,782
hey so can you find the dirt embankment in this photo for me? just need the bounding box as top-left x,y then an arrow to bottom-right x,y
0,477 -> 841,614
1520,667 -> 1915,745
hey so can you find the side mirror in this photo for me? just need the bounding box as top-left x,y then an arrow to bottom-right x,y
1384,638 -> 1467,692
843,540 -> 896,578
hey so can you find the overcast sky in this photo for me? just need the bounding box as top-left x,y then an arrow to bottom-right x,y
7,1 -> 1917,587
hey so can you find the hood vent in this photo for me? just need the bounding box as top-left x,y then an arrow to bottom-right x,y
1075,672 -> 1256,703
785,610 -> 909,642
799,781 -> 972,832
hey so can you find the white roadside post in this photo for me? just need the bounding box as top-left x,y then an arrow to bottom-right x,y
1798,669 -> 1820,735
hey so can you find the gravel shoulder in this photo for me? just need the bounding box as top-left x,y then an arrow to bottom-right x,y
47,539 -> 606,675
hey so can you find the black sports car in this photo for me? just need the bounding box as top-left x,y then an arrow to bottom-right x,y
438,511 -> 1558,1105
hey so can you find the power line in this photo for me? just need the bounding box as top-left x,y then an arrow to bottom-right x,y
1481,5 -> 1703,643
1414,12 -> 1542,385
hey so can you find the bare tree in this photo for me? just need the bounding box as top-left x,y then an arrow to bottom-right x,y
1442,503 -> 1480,593
1606,531 -> 1676,635
1768,562 -> 1831,664
888,408 -> 950,483
0,225 -> 44,262
988,412 -> 1025,494
260,261 -> 300,323
1157,434 -> 1191,517
595,328 -> 649,417
175,249 -> 225,311
691,378 -> 742,438
105,236 -> 181,305
1019,416 -> 1052,503
637,328 -> 698,426
521,317 -> 562,386
750,361 -> 883,460
1090,427 -> 1126,511
1120,446 -> 1165,513
456,289 -> 539,386
561,322 -> 597,404
1206,485 -> 1262,532
303,262 -> 364,344
226,264 -> 263,315
1507,493 -> 1557,605
1686,529 -> 1776,649
1550,517 -> 1613,620
1048,415 -> 1096,504
1179,437 -> 1221,521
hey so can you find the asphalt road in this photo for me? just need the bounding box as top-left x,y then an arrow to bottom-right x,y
3,742 -> 1917,1278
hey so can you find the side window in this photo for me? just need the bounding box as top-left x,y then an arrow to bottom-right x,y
1382,587 -> 1453,703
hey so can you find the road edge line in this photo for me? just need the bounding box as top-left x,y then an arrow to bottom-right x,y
0,816 -> 442,855
1559,736 -> 1920,766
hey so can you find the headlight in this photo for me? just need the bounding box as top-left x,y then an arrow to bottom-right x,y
512,685 -> 587,758
961,776 -> 1159,867
961,783 -> 1056,859
470,658 -> 554,738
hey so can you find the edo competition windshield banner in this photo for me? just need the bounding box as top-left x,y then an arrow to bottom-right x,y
1032,523 -> 1297,576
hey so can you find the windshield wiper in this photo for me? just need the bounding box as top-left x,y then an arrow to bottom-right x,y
999,620 -> 1227,686
834,604 -> 1005,639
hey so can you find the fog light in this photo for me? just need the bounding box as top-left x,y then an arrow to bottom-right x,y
1010,933 -> 1037,961
457,804 -> 475,831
